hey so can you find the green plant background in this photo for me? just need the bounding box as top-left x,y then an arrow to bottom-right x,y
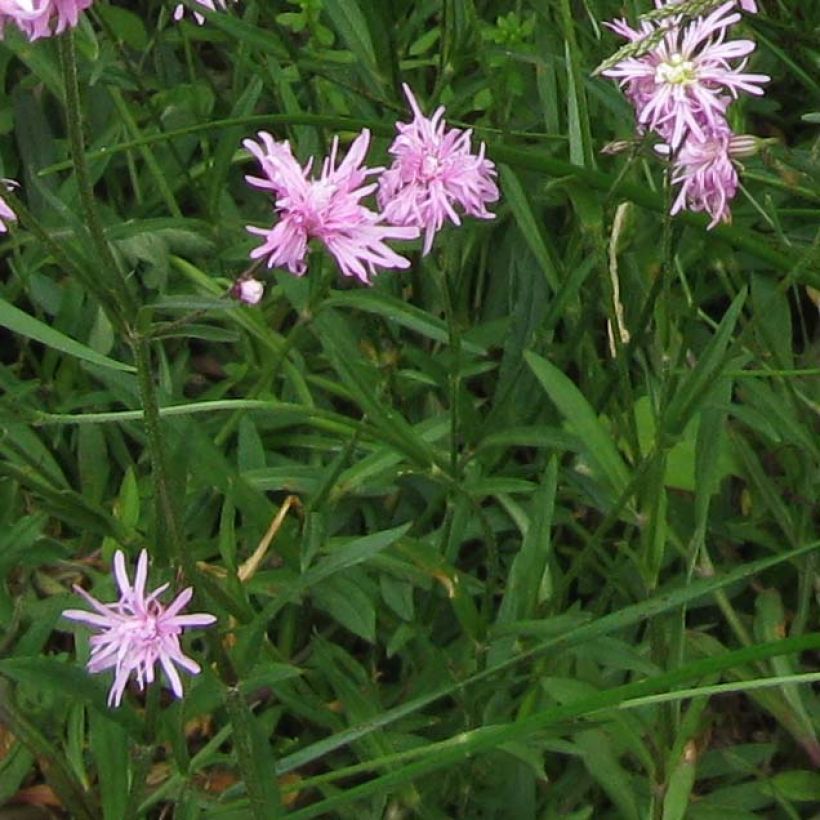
0,1 -> 818,817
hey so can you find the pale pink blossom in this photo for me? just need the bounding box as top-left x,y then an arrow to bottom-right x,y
244,129 -> 419,284
173,0 -> 234,25
232,276 -> 264,304
63,550 -> 216,708
603,2 -> 768,147
0,0 -> 93,40
0,193 -> 15,233
661,128 -> 758,228
377,84 -> 499,255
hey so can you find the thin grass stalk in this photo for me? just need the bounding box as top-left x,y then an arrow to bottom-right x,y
133,335 -> 184,567
59,30 -> 188,568
58,32 -> 134,327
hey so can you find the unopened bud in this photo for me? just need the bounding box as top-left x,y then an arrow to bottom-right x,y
601,140 -> 634,155
232,277 -> 264,305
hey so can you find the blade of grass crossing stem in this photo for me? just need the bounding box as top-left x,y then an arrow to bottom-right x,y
275,538 -> 820,776
524,350 -> 630,498
284,634 -> 820,819
499,165 -> 561,292
225,686 -> 282,817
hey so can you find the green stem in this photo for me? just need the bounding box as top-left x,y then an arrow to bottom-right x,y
58,32 -> 134,326
133,335 -> 184,568
123,686 -> 161,820
59,31 -> 188,570
438,258 -> 462,477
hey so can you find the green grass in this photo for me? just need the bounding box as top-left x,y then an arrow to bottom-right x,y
0,1 -> 819,818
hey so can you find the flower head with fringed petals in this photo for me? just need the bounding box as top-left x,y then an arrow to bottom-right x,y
377,84 -> 499,255
63,550 -> 216,708
244,128 -> 418,284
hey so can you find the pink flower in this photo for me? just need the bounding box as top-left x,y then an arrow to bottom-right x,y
244,129 -> 418,284
0,192 -> 16,233
662,128 -> 758,228
0,0 -> 93,40
173,0 -> 234,25
63,550 -> 216,708
603,2 -> 768,147
377,84 -> 499,255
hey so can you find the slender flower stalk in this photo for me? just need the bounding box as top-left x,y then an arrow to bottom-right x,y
63,550 -> 216,707
378,84 -> 500,255
244,128 -> 418,284
0,0 -> 93,40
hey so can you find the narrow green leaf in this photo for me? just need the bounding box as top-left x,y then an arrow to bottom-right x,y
324,0 -> 383,87
224,687 -> 282,818
662,752 -> 697,820
665,289 -> 746,435
326,290 -> 485,353
576,729 -> 640,820
499,165 -> 561,292
90,710 -> 131,820
525,350 -> 630,497
497,457 -> 557,623
0,298 -> 135,372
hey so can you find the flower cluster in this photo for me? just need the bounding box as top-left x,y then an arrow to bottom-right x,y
63,550 -> 216,707
0,0 -> 93,40
602,0 -> 768,227
243,87 -> 498,286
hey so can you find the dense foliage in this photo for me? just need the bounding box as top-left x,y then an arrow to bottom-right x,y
0,1 -> 818,817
